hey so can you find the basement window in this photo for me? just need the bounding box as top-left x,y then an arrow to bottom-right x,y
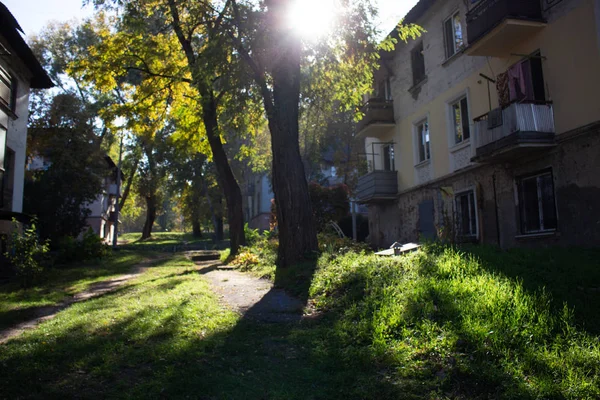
517,170 -> 558,234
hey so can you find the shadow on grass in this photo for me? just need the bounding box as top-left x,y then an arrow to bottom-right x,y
2,248 -> 595,399
460,245 -> 600,335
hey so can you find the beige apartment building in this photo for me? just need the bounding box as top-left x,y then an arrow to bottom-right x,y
357,0 -> 600,248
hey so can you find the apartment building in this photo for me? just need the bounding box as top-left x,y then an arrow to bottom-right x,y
357,0 -> 600,248
0,3 -> 53,260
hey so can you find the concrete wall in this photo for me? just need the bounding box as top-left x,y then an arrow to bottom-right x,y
363,0 -> 600,249
365,0 -> 600,192
371,125 -> 600,248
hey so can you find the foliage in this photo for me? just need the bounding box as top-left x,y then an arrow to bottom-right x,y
5,220 -> 50,288
54,229 -> 110,265
271,183 -> 350,233
244,223 -> 261,246
24,99 -> 108,243
230,235 -> 278,280
309,183 -> 350,231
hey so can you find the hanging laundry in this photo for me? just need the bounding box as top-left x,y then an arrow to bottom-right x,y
496,72 -> 510,108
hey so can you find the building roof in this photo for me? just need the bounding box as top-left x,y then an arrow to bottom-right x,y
0,2 -> 53,88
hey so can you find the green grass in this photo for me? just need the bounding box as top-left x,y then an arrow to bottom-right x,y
1,244 -> 599,399
0,251 -> 147,330
306,246 -> 600,399
119,231 -> 209,246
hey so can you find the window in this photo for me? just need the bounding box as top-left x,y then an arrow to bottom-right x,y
450,96 -> 470,144
444,12 -> 464,59
376,77 -> 392,101
517,170 -> 557,234
382,144 -> 395,171
1,147 -> 14,210
0,66 -> 16,112
455,190 -> 477,237
411,42 -> 426,86
416,120 -> 430,163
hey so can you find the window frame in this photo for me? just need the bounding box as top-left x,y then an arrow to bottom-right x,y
443,11 -> 465,60
414,118 -> 431,165
449,95 -> 471,146
0,65 -> 16,113
454,188 -> 478,238
516,169 -> 558,235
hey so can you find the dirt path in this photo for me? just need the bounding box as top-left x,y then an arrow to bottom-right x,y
195,261 -> 305,323
0,257 -> 161,344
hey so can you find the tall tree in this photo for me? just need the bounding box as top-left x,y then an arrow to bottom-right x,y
83,2 -> 259,256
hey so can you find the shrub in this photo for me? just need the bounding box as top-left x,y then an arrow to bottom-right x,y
5,220 -> 50,288
244,223 -> 261,246
55,228 -> 110,264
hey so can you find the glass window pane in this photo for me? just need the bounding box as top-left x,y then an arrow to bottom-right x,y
539,173 -> 557,230
520,177 -> 541,233
453,14 -> 464,51
444,18 -> 454,57
469,191 -> 477,234
418,124 -> 425,162
460,97 -> 470,140
424,122 -> 430,160
452,102 -> 462,144
0,80 -> 10,108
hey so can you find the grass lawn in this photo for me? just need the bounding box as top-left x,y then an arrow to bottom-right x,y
119,231 -> 227,251
1,243 -> 599,399
0,252 -> 403,399
0,251 -> 147,330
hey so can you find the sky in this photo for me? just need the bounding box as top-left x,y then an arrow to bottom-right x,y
1,0 -> 419,38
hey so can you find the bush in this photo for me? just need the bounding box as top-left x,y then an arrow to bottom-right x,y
5,220 -> 50,288
244,223 -> 261,246
55,228 -> 110,264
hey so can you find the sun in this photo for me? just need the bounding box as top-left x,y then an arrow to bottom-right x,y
288,0 -> 340,41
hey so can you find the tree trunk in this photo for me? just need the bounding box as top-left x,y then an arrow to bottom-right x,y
262,0 -> 318,267
141,195 -> 157,240
119,157 -> 139,210
166,3 -> 245,256
192,220 -> 202,238
200,93 -> 246,255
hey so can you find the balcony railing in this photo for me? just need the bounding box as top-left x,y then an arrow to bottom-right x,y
472,102 -> 555,161
355,170 -> 398,203
467,0 -> 544,44
356,99 -> 395,137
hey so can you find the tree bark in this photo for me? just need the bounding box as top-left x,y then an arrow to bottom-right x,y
119,157 -> 139,210
192,220 -> 202,238
200,93 -> 245,255
167,0 -> 245,256
262,0 -> 318,267
141,195 -> 157,240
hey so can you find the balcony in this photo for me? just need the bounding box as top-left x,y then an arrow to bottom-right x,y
465,0 -> 546,57
356,170 -> 398,203
356,99 -> 395,138
472,102 -> 556,163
